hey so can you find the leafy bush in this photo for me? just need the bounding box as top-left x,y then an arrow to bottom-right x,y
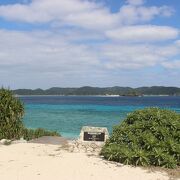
0,88 -> 24,139
101,108 -> 180,169
0,88 -> 60,140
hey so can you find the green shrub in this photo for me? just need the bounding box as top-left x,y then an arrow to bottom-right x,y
101,108 -> 180,169
0,88 -> 24,139
0,88 -> 60,141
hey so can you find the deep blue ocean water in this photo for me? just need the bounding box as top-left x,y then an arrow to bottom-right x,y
19,96 -> 180,138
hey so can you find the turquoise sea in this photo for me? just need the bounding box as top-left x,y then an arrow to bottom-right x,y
19,96 -> 180,138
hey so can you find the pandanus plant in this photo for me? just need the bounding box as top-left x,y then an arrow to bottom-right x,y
0,88 -> 60,141
0,88 -> 24,139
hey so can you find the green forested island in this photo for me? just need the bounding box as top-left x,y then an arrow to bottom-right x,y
13,86 -> 180,96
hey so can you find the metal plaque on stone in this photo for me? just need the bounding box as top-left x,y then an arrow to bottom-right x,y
79,126 -> 109,143
83,132 -> 105,142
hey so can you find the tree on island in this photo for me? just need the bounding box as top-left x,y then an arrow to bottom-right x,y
0,88 -> 59,141
101,108 -> 180,168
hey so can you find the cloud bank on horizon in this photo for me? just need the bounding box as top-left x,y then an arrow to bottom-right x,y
0,0 -> 179,88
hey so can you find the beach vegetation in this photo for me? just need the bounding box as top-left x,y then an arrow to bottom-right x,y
22,128 -> 60,141
0,88 -> 60,140
0,88 -> 24,139
101,108 -> 180,168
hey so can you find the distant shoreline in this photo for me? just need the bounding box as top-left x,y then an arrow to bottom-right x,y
15,94 -> 179,97
12,86 -> 180,97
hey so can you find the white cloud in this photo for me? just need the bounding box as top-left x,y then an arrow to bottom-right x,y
106,25 -> 179,42
64,10 -> 118,30
100,44 -> 164,69
0,28 -> 179,88
126,0 -> 144,6
0,0 -> 179,88
118,5 -> 174,25
155,45 -> 179,57
0,29 -> 100,72
0,0 -> 174,30
0,0 -> 116,30
162,60 -> 180,69
0,29 -> 179,74
175,40 -> 180,46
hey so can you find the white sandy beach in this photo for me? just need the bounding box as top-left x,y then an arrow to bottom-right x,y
0,142 -> 170,180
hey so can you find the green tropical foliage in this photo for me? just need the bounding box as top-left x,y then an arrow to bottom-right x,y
0,88 -> 24,139
101,108 -> 180,168
0,88 -> 60,140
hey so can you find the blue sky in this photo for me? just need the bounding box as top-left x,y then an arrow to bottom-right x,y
0,0 -> 180,89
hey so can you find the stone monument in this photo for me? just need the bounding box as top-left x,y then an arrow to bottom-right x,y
79,126 -> 109,142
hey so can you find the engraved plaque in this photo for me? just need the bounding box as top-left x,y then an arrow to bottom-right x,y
83,132 -> 105,142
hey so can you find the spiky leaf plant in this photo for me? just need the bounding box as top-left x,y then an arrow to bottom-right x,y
0,88 -> 24,139
0,88 -> 60,140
